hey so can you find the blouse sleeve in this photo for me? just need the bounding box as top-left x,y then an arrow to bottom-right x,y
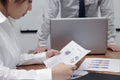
0,60 -> 52,80
18,52 -> 46,65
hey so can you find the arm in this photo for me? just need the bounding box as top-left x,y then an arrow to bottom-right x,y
35,0 -> 60,53
100,0 -> 116,45
37,0 -> 60,46
0,60 -> 52,80
18,52 -> 46,65
0,61 -> 76,80
18,49 -> 60,65
100,0 -> 120,51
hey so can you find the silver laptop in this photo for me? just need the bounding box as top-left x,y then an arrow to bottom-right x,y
50,17 -> 108,54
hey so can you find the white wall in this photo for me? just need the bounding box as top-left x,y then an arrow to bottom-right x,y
18,33 -> 38,53
16,0 -> 49,53
17,0 -> 120,53
17,0 -> 48,30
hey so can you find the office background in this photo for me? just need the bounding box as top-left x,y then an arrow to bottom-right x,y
15,0 -> 120,53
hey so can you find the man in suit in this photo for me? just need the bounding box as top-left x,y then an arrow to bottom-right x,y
35,0 -> 120,53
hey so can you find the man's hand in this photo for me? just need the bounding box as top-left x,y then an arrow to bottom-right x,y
108,44 -> 120,52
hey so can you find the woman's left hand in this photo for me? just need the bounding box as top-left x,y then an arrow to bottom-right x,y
46,49 -> 60,58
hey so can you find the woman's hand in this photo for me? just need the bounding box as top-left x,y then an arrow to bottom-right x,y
52,63 -> 77,80
46,49 -> 60,58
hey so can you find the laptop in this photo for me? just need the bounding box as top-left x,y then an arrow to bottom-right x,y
50,17 -> 108,54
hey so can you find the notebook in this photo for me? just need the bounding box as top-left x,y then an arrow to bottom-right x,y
50,17 -> 108,54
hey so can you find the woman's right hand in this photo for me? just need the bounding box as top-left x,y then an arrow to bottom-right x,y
52,63 -> 77,80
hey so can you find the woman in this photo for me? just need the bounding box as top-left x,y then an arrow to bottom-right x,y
0,0 -> 76,80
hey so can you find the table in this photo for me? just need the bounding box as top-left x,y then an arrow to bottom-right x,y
17,49 -> 120,75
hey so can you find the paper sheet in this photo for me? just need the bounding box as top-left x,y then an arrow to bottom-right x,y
80,58 -> 120,72
44,41 -> 91,68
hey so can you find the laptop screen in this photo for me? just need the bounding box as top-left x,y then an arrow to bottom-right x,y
50,18 -> 108,54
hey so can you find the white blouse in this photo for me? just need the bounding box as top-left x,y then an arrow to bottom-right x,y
0,12 -> 52,80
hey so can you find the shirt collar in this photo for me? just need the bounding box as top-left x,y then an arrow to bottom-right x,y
0,11 -> 7,24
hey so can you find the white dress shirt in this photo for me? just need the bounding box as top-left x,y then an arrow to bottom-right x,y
37,0 -> 116,46
0,12 -> 52,80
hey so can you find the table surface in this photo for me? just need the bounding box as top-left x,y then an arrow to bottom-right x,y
17,49 -> 120,75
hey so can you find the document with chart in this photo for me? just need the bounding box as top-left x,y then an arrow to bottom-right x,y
44,41 -> 91,68
80,58 -> 120,72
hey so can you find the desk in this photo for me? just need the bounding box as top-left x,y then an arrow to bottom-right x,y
17,50 -> 120,75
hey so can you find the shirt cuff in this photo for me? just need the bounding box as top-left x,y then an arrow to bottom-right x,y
36,69 -> 52,80
34,52 -> 47,63
108,37 -> 116,45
